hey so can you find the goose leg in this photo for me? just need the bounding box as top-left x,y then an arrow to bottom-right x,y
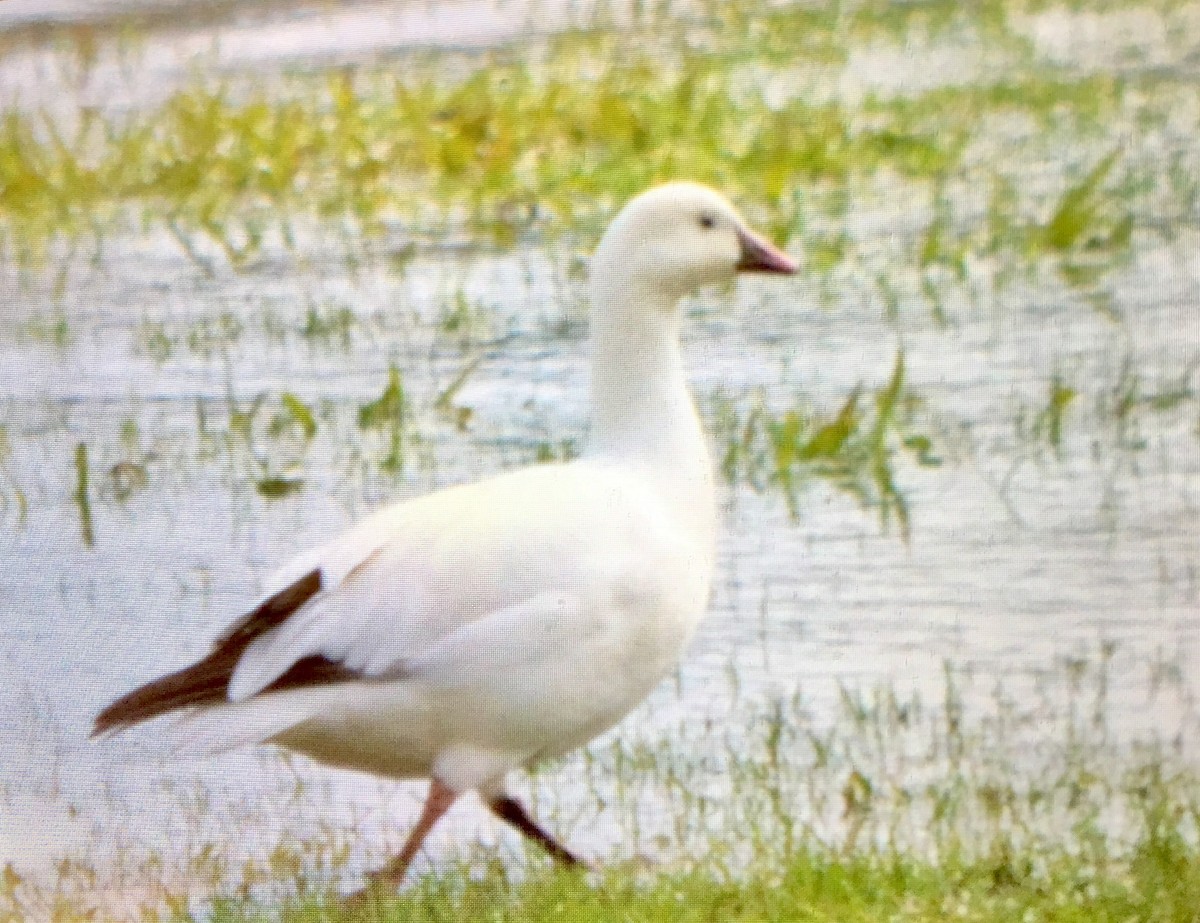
487,794 -> 585,868
358,778 -> 458,895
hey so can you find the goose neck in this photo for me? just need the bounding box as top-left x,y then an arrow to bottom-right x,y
587,277 -> 702,464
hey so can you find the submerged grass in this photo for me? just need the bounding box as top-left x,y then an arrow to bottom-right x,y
4,4 -> 1198,592
0,5 -> 1196,920
3,0 -> 1195,532
72,440 -> 95,548
357,363 -> 411,476
713,352 -> 937,537
0,426 -> 27,527
0,0 -> 1191,304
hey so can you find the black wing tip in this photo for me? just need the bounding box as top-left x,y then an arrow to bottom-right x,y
90,683 -> 174,738
90,568 -> 330,741
91,713 -> 137,739
90,716 -> 124,738
87,649 -> 231,740
91,697 -> 130,737
216,568 -> 323,648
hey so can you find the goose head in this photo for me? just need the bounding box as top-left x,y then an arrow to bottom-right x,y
591,181 -> 797,305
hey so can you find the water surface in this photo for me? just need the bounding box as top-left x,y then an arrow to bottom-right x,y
0,0 -> 1198,903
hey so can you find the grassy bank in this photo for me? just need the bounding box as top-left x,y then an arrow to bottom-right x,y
2,654 -> 1196,921
228,837 -> 1200,923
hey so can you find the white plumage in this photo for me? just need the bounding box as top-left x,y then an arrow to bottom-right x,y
95,181 -> 797,889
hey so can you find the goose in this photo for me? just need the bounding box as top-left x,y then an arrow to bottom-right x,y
93,181 -> 797,893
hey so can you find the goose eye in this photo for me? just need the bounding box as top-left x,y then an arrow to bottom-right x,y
698,214 -> 716,230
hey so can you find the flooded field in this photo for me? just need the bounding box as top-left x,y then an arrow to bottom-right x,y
0,0 -> 1198,915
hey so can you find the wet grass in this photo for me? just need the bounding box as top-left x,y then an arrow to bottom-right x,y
3,651 -> 1196,921
1,5 -> 1197,919
2,0 -> 1196,534
1,0 -> 1193,311
45,304 -> 1200,545
713,352 -> 938,538
193,386 -> 322,501
0,426 -> 26,527
357,363 -> 411,476
132,299 -> 366,365
1004,360 -> 1200,467
1015,373 -> 1078,460
72,441 -> 95,547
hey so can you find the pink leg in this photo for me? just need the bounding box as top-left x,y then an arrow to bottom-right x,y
358,778 -> 458,895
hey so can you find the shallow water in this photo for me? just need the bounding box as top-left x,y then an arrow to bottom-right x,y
1,0 -> 1198,902
0,0 -> 604,119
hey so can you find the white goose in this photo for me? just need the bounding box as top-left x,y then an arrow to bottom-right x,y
94,181 -> 796,891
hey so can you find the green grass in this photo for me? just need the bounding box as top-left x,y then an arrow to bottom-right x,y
0,426 -> 27,527
713,352 -> 938,537
1,3 -> 1198,911
3,0 -> 1193,533
72,440 -> 95,547
1,0 -> 1191,304
1014,373 -> 1078,459
357,363 -> 411,475
237,837 -> 1200,923
7,651 -> 1193,922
